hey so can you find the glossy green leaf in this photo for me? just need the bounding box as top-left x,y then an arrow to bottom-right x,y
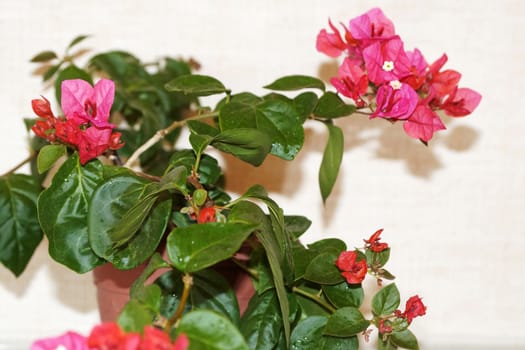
166,222 -> 257,273
366,247 -> 391,268
284,215 -> 312,239
313,92 -> 356,119
30,50 -> 58,62
391,329 -> 419,350
291,243 -> 312,281
324,307 -> 369,337
228,199 -> 291,346
177,310 -> 249,350
165,74 -> 228,96
322,282 -> 364,308
88,174 -> 172,269
212,128 -> 272,166
158,165 -> 188,193
54,65 -> 93,104
130,252 -> 171,297
240,290 -> 283,350
0,174 -> 42,276
167,150 -> 222,186
319,122 -> 344,203
304,252 -> 344,285
219,99 -> 304,161
290,315 -> 359,350
372,283 -> 401,317
290,316 -> 327,350
378,337 -> 399,350
264,75 -> 325,92
38,154 -> 104,272
191,269 -> 241,326
294,92 -> 319,123
37,145 -> 67,174
307,238 -> 346,255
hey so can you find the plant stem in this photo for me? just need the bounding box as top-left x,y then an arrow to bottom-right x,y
166,273 -> 193,332
124,111 -> 219,168
1,153 -> 36,177
292,286 -> 336,313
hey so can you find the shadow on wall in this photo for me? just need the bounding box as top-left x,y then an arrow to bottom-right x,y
0,240 -> 98,314
222,60 -> 479,198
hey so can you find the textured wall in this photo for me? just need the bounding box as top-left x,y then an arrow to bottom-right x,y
1,0 -> 523,348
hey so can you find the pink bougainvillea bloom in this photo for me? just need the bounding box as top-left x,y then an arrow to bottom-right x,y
348,7 -> 395,42
316,19 -> 348,58
371,81 -> 418,120
141,326 -> 174,350
55,118 -> 81,146
335,250 -> 368,284
362,37 -> 412,85
430,69 -> 462,99
364,228 -> 389,253
31,331 -> 89,350
441,87 -> 482,117
61,79 -> 115,129
403,104 -> 446,142
77,127 -> 113,165
403,48 -> 428,90
330,57 -> 369,107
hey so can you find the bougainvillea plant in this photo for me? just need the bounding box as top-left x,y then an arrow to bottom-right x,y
0,8 -> 480,350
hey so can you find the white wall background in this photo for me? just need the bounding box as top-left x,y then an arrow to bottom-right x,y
1,0 -> 524,349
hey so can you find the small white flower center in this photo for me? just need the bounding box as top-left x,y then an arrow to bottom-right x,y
382,60 -> 395,72
389,80 -> 402,90
55,346 -> 67,350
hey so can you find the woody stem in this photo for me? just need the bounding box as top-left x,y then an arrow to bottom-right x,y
165,273 -> 193,332
124,111 -> 219,168
1,153 -> 36,177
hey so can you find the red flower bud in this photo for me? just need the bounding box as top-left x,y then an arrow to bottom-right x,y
335,250 -> 368,284
198,207 -> 216,224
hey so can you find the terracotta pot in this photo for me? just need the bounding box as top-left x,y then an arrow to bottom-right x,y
93,259 -> 255,322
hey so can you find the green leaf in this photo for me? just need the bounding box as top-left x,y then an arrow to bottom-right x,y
67,34 -> 90,50
240,290 -> 283,350
88,174 -> 172,269
166,222 -> 257,273
37,144 -> 67,174
284,215 -> 312,239
307,238 -> 346,255
378,337 -> 399,350
290,316 -> 329,350
159,165 -> 188,193
304,252 -> 344,285
264,75 -> 325,92
43,64 -> 62,82
294,92 -> 319,123
319,123 -> 344,203
366,248 -> 391,268
324,307 -> 369,337
167,149 -> 222,186
38,154 -> 104,272
391,329 -> 419,350
118,299 -> 156,333
54,65 -> 93,104
191,269 -> 241,326
130,252 -> 171,297
313,92 -> 356,119
0,174 -> 42,276
372,283 -> 401,317
219,99 -> 304,161
228,199 -> 291,346
292,315 -> 361,350
212,128 -> 272,166
165,74 -> 228,96
322,282 -> 364,308
30,50 -> 58,62
177,310 -> 249,350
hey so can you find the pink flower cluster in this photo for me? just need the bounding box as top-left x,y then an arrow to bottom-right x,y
31,79 -> 123,164
316,8 -> 482,142
31,322 -> 189,350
